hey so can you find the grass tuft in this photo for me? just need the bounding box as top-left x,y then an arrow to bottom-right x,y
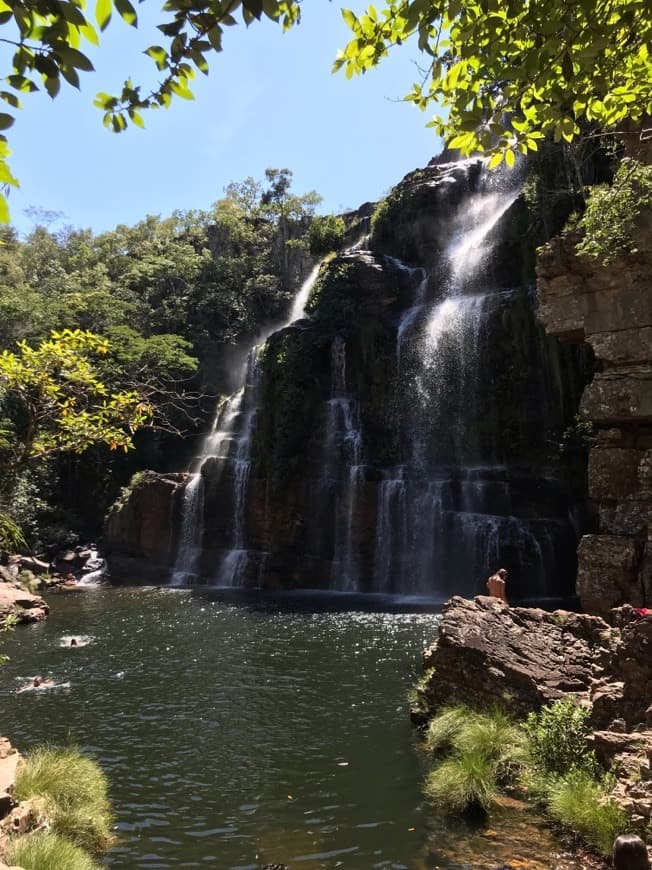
546,768 -> 627,854
425,706 -> 477,753
425,748 -> 498,812
5,831 -> 103,870
454,708 -> 530,778
14,745 -> 113,853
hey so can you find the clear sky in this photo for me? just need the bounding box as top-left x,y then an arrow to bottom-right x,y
6,3 -> 444,236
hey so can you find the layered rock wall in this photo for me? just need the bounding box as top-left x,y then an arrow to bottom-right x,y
537,223 -> 652,614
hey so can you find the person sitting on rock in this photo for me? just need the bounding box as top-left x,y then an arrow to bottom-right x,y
486,568 -> 508,604
613,834 -> 651,870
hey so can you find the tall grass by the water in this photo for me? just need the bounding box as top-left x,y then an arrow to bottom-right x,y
425,748 -> 498,812
5,831 -> 103,870
423,707 -> 529,813
420,698 -> 628,857
546,768 -> 627,854
426,706 -> 476,753
14,745 -> 113,852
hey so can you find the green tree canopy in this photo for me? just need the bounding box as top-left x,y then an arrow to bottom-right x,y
0,328 -> 153,471
1,0 -> 650,220
335,0 -> 652,167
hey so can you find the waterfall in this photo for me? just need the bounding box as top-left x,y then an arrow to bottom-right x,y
212,348 -> 260,586
322,336 -> 365,591
373,473 -> 408,593
288,261 -> 322,323
170,473 -> 204,586
167,158 -> 576,599
382,165 -> 537,597
170,261 -> 324,586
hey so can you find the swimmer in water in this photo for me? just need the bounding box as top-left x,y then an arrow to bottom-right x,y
17,676 -> 55,693
70,637 -> 78,647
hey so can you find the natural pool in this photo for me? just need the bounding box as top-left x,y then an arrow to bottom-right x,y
0,587 -> 590,869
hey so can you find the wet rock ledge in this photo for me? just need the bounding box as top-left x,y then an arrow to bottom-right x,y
413,596 -> 652,834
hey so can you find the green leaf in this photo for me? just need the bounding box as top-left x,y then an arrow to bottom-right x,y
57,47 -> 95,72
488,151 -> 503,169
0,192 -> 10,224
95,0 -> 111,30
145,45 -> 168,70
80,21 -> 100,46
60,65 -> 81,88
44,76 -> 61,99
114,0 -> 137,25
0,91 -> 21,109
7,75 -> 38,93
0,113 -> 14,130
0,162 -> 18,185
128,108 -> 145,127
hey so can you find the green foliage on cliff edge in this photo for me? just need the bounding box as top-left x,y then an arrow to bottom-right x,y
307,215 -> 346,256
576,158 -> 652,264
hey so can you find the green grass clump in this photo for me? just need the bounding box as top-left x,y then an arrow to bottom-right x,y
423,707 -> 528,813
14,745 -> 113,852
425,748 -> 498,812
454,708 -> 530,780
5,831 -> 103,870
425,706 -> 477,753
546,768 -> 627,854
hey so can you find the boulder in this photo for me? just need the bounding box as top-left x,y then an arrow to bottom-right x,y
104,471 -> 189,583
418,595 -> 612,717
0,584 -> 48,623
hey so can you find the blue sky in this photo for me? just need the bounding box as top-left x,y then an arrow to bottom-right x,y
7,3 -> 443,236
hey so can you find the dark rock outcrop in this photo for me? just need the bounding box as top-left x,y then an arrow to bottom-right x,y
416,596 -> 652,833
537,222 -> 652,615
104,471 -> 188,583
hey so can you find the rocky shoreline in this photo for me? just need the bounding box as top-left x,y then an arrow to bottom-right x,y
412,595 -> 652,843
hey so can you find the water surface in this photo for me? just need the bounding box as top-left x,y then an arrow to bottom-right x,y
0,587 -> 591,869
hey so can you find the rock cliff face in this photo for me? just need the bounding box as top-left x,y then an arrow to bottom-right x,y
106,158 -> 592,594
414,596 -> 652,834
537,222 -> 652,615
104,471 -> 188,582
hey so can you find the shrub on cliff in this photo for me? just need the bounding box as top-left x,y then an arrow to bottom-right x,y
576,158 -> 652,265
524,699 -> 598,777
308,215 -> 346,256
14,745 -> 113,853
5,831 -> 103,870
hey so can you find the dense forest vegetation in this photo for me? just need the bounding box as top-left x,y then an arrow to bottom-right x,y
0,168 -> 333,551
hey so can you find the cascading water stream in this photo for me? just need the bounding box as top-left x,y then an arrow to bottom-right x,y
372,167 -> 532,596
170,263 -> 323,586
325,336 -> 365,591
170,473 -> 204,586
